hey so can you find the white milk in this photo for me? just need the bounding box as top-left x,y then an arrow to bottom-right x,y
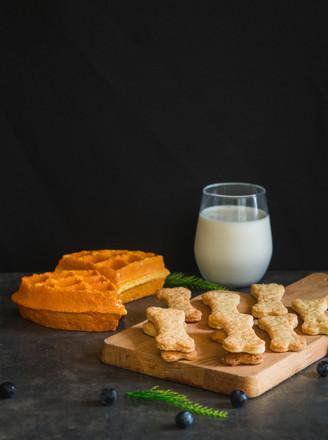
194,205 -> 272,287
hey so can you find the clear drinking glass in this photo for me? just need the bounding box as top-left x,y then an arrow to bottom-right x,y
194,182 -> 272,288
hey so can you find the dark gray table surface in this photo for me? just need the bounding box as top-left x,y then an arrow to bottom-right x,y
1,271 -> 328,440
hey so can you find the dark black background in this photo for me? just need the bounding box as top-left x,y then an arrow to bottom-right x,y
0,0 -> 327,273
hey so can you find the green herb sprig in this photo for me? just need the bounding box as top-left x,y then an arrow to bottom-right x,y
126,386 -> 227,418
164,272 -> 227,291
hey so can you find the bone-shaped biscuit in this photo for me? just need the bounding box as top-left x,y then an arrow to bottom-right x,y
202,291 -> 240,328
161,350 -> 197,362
202,290 -> 265,354
251,283 -> 288,318
291,297 -> 328,335
258,314 -> 306,352
212,312 -> 265,354
156,287 -> 202,322
146,307 -> 195,353
221,351 -> 265,366
142,317 -> 196,362
211,329 -> 265,365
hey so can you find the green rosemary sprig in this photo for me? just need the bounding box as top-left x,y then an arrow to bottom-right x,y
164,272 -> 227,291
126,386 -> 227,418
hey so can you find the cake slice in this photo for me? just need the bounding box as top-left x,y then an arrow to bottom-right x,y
55,250 -> 170,303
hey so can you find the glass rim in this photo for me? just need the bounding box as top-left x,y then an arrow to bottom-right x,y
203,182 -> 266,198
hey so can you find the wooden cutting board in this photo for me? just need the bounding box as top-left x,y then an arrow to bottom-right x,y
101,273 -> 328,398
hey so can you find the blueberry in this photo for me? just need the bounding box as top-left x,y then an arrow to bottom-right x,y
175,411 -> 194,429
0,382 -> 16,399
230,390 -> 248,407
100,388 -> 118,406
316,360 -> 328,377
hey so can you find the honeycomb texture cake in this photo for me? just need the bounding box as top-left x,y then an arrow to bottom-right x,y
11,270 -> 127,332
55,250 -> 170,303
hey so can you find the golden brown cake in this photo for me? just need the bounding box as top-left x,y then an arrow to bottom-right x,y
11,270 -> 127,332
55,250 -> 170,303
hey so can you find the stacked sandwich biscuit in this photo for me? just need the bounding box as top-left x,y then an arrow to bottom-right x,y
145,306 -> 197,362
142,287 -> 202,362
203,290 -> 266,366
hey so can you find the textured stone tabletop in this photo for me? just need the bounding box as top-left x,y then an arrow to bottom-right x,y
1,271 -> 328,440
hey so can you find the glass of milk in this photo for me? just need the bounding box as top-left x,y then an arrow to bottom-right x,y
194,182 -> 272,288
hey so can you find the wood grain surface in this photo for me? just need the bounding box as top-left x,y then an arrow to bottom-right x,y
101,273 -> 328,398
